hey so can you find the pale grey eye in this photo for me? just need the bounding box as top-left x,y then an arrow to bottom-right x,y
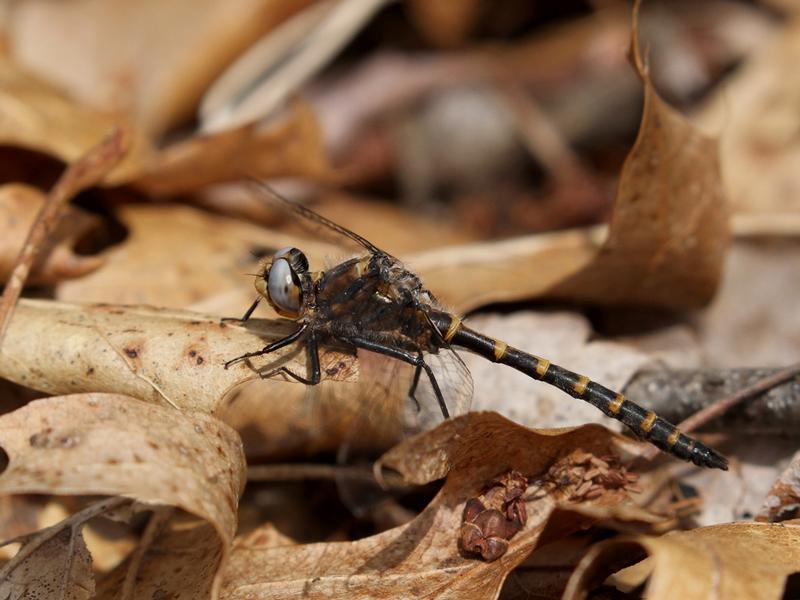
267,257 -> 301,314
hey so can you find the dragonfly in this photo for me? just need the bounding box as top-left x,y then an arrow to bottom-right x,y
224,184 -> 728,471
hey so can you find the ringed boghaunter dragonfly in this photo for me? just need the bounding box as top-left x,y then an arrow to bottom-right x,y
224,184 -> 728,471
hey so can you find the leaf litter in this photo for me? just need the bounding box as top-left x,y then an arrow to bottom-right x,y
0,0 -> 798,598
0,393 -> 245,598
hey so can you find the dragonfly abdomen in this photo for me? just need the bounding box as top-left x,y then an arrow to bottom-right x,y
430,311 -> 728,471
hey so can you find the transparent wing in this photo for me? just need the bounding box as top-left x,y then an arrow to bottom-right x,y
335,344 -> 473,515
246,179 -> 389,257
403,346 -> 474,435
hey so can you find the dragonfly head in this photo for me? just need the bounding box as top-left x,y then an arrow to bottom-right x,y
256,247 -> 309,319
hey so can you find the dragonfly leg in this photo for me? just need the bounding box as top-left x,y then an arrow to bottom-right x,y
346,337 -> 450,419
224,322 -> 308,369
407,354 -> 424,413
221,297 -> 261,324
263,331 -> 321,385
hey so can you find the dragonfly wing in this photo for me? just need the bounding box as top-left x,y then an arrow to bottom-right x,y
334,344 -> 473,516
403,346 -> 474,434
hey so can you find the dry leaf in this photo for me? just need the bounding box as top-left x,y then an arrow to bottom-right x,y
407,227 -> 601,314
0,127 -> 128,344
134,101 -> 332,195
564,522 -> 800,599
0,394 -> 246,597
758,449 -> 800,522
56,203 -> 342,308
0,524 -> 94,600
544,22 -> 729,309
6,0 -> 314,136
695,15 -> 800,214
95,519 -> 226,600
0,58 -> 331,193
0,498 -> 122,600
0,57 -> 152,170
200,0 -> 393,133
0,299 -> 356,414
406,15 -> 729,313
0,184 -> 104,284
220,413 -> 661,599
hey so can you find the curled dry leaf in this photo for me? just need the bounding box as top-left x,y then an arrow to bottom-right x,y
57,203 -> 342,308
0,57 -> 331,193
0,127 -> 128,345
200,0 -> 393,133
564,522 -> 800,599
408,16 -> 729,313
0,394 -> 246,598
0,497 -> 123,600
6,0 -> 314,136
132,101 -> 333,195
0,57 -> 152,171
0,299 -> 356,414
695,15 -> 800,214
218,348 -> 409,459
221,413 -> 663,599
544,29 -> 730,310
0,183 -> 104,284
2,527 -> 93,599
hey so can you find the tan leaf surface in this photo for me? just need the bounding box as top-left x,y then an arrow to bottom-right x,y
0,127 -> 129,345
407,227 -> 601,314
217,347 -> 413,459
543,30 -> 729,310
0,299 -> 356,414
6,0 -> 313,136
695,15 -> 800,214
221,413 -> 658,599
133,101 -> 332,195
408,21 -> 729,313
0,498 -> 120,600
56,203 -> 342,308
0,57 -> 152,171
0,184 -> 104,285
95,520 -> 226,600
0,521 -> 94,600
564,522 -> 800,599
0,394 -> 246,597
0,58 -> 331,192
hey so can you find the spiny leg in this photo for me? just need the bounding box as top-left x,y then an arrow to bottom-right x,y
407,354 -> 424,413
224,322 -> 308,369
263,331 -> 321,385
346,337 -> 450,419
221,297 -> 261,324
431,312 -> 728,470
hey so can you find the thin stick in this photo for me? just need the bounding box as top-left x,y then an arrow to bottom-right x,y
120,507 -> 174,600
0,128 -> 128,346
248,462 -> 409,491
677,362 -> 800,434
638,362 -> 800,463
0,496 -> 129,579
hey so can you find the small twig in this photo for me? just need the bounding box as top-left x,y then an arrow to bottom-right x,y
624,367 -> 800,432
120,506 -> 174,600
0,496 -> 130,579
0,128 -> 127,346
637,362 -> 800,463
677,362 -> 800,434
248,462 -> 410,492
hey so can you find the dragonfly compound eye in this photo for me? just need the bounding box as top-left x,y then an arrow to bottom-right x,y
266,256 -> 303,317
